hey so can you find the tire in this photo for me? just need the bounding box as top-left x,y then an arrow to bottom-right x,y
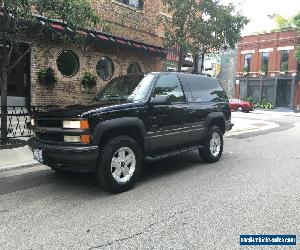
95,135 -> 142,193
237,106 -> 243,112
199,126 -> 224,163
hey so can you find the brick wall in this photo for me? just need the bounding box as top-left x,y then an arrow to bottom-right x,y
237,30 -> 300,77
30,41 -> 163,106
90,0 -> 165,47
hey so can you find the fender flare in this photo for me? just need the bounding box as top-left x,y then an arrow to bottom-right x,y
201,112 -> 226,139
92,117 -> 147,147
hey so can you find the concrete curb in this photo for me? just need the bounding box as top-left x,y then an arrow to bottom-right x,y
0,161 -> 40,174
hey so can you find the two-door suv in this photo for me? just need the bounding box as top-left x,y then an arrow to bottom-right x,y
28,72 -> 233,193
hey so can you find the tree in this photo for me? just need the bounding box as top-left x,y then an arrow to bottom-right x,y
0,0 -> 101,142
294,12 -> 300,63
163,0 -> 248,73
163,0 -> 200,71
275,15 -> 293,31
190,0 -> 248,73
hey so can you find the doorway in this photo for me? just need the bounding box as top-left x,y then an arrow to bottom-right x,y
7,44 -> 31,106
276,80 -> 291,108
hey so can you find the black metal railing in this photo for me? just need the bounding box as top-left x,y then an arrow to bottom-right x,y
0,106 -> 52,147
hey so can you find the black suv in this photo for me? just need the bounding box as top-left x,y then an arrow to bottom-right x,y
28,72 -> 233,193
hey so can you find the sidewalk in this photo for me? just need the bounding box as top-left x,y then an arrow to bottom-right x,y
226,117 -> 279,136
253,108 -> 300,117
0,146 -> 38,172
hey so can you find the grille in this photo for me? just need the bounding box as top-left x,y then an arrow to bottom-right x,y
37,119 -> 62,128
36,132 -> 63,142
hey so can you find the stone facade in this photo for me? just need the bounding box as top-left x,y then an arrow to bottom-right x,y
29,0 -> 165,106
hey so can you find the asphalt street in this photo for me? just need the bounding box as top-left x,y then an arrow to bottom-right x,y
0,113 -> 300,250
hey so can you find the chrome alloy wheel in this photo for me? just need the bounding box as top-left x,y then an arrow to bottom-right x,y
209,132 -> 221,157
111,147 -> 136,184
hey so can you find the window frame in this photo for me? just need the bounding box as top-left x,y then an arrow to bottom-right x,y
56,50 -> 80,78
96,56 -> 115,81
280,50 -> 289,70
243,53 -> 252,72
150,73 -> 187,104
261,52 -> 269,72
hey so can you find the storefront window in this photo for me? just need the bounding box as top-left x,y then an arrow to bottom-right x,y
280,50 -> 289,72
57,50 -> 79,77
116,0 -> 144,9
261,52 -> 269,73
243,54 -> 252,72
127,62 -> 142,74
96,57 -> 114,81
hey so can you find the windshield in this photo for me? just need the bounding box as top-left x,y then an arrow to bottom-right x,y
95,74 -> 155,102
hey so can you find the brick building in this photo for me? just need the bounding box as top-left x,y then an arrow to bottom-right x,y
4,0 -> 167,106
235,30 -> 300,111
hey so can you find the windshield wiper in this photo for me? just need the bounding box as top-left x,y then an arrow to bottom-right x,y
98,95 -> 127,100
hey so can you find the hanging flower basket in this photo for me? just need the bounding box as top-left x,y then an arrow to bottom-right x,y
81,72 -> 97,90
37,68 -> 57,85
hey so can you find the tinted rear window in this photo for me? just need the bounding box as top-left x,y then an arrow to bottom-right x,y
179,74 -> 226,102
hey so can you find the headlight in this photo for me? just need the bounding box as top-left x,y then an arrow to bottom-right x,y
31,119 -> 35,126
63,120 -> 89,129
64,136 -> 81,143
63,120 -> 81,129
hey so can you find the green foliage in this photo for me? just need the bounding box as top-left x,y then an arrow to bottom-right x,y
275,15 -> 293,30
81,72 -> 97,89
258,100 -> 274,110
245,96 -> 258,105
191,0 -> 249,54
280,62 -> 289,73
260,64 -> 267,74
244,96 -> 273,110
37,68 -> 57,85
163,0 -> 248,71
294,13 -> 300,63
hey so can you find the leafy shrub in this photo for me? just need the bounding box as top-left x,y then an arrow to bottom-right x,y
37,68 -> 57,85
81,72 -> 97,89
245,96 -> 259,105
259,100 -> 274,110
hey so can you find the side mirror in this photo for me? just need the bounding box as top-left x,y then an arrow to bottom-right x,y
150,95 -> 171,105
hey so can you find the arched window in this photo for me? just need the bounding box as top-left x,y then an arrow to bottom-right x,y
117,0 -> 144,10
127,62 -> 142,74
57,50 -> 79,77
96,57 -> 114,81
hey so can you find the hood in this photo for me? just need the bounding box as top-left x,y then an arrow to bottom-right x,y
33,99 -> 140,118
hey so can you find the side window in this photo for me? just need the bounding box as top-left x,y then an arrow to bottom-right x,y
153,74 -> 186,103
182,75 -> 225,102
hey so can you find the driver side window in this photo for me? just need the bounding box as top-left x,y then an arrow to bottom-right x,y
154,74 -> 186,103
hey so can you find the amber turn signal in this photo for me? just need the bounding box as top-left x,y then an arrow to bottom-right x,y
80,120 -> 89,129
81,135 -> 91,144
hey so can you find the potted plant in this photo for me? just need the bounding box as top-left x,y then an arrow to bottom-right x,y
243,66 -> 249,76
280,62 -> 288,75
260,64 -> 267,76
81,72 -> 97,90
37,68 -> 57,85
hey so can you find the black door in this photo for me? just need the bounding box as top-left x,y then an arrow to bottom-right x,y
145,74 -> 192,154
276,80 -> 291,108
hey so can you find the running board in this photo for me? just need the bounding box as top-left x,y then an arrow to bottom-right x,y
145,144 -> 204,162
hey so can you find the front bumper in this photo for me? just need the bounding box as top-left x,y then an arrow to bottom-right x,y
28,139 -> 99,173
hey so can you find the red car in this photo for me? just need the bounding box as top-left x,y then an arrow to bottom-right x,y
229,98 -> 254,112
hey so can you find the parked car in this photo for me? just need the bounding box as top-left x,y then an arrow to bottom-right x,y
229,98 -> 254,112
28,73 -> 233,193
